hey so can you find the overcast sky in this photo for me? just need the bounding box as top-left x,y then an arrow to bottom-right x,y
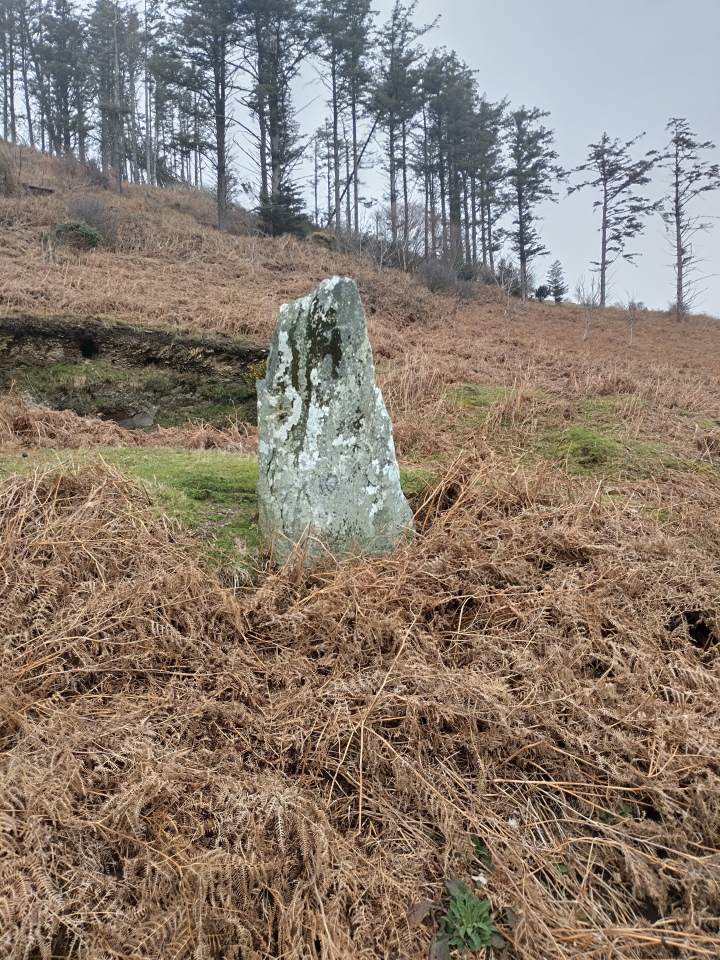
292,0 -> 720,315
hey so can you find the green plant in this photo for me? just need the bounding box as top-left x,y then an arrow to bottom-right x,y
437,880 -> 499,953
0,150 -> 15,195
66,196 -> 118,247
470,835 -> 492,869
48,220 -> 103,250
601,802 -> 634,825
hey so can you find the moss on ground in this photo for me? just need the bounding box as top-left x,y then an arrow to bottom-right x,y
0,360 -> 262,427
543,425 -> 680,478
446,383 -> 715,480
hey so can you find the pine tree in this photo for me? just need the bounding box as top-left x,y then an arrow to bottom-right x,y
504,106 -> 562,299
369,0 -> 435,251
314,0 -> 373,237
547,260 -> 567,303
569,133 -> 658,306
470,97 -> 506,272
173,0 -> 242,230
660,118 -> 720,319
238,0 -> 315,236
420,49 -> 476,268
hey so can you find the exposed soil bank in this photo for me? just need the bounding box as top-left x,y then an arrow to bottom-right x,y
0,314 -> 268,427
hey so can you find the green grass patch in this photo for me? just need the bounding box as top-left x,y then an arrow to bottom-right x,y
0,447 -> 259,576
544,425 -> 681,478
98,449 -> 260,573
400,465 -> 436,498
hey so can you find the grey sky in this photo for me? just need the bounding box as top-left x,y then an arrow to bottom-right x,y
295,0 -> 720,315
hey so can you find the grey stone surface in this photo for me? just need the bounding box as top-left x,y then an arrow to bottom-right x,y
256,276 -> 413,564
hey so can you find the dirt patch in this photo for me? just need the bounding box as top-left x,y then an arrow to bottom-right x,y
0,313 -> 268,426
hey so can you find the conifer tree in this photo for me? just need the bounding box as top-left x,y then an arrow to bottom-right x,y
547,259 -> 567,302
421,49 -> 476,267
315,0 -> 373,236
173,0 -> 241,230
238,0 -> 315,236
504,106 -> 562,299
369,0 -> 435,249
569,132 -> 658,306
660,118 -> 720,319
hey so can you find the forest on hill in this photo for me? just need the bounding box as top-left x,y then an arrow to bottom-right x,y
1,0 -> 719,314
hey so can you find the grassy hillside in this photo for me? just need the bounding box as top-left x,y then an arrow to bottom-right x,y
1,146 -> 719,960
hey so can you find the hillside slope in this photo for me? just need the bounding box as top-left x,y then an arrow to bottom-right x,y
1,148 -> 719,960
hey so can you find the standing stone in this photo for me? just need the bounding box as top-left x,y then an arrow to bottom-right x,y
256,276 -> 413,564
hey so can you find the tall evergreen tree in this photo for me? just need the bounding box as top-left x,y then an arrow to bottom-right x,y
173,0 -> 241,230
504,106 -> 562,299
469,97 -> 506,272
40,0 -> 88,156
660,118 -> 720,319
0,0 -> 19,142
314,0 -> 373,236
238,0 -> 315,236
547,259 -> 567,303
369,0 -> 435,250
420,49 -> 476,267
569,132 -> 658,307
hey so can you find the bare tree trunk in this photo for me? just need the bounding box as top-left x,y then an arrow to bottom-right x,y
516,184 -> 527,299
401,119 -> 409,266
351,96 -> 359,237
8,30 -> 16,142
462,173 -> 471,266
2,30 -> 8,141
470,173 -> 477,266
438,150 -> 447,259
326,123 -> 331,223
486,197 -> 495,273
331,54 -> 341,233
214,51 -> 228,232
422,105 -> 429,259
344,131 -> 351,231
673,155 -> 683,318
113,2 -> 123,193
313,135 -> 319,224
76,86 -> 86,162
130,65 -> 140,183
144,0 -> 152,192
599,188 -> 608,306
19,30 -> 33,145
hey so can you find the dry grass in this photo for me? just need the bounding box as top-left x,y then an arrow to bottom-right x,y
2,145 -> 720,960
0,392 -> 257,454
1,461 -> 719,959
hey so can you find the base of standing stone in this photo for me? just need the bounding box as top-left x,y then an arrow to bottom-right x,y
256,277 -> 414,565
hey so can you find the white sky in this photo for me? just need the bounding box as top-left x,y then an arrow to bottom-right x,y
290,0 -> 720,315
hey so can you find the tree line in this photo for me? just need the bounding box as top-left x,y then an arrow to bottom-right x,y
1,0 -> 718,315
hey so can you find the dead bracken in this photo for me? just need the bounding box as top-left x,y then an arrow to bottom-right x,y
1,459 -> 719,959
